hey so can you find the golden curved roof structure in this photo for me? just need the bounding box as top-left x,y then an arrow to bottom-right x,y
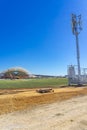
4,67 -> 29,74
2,67 -> 30,79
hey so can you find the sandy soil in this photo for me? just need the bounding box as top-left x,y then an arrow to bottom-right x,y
0,87 -> 87,130
0,87 -> 87,114
0,95 -> 87,130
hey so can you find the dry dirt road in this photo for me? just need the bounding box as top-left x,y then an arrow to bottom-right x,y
0,94 -> 87,130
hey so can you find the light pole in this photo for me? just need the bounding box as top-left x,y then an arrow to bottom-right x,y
71,14 -> 82,85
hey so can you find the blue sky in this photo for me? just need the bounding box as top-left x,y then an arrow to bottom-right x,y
0,0 -> 87,75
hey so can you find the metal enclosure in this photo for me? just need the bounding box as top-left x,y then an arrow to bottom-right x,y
68,65 -> 87,85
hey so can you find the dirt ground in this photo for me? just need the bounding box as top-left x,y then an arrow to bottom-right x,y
0,87 -> 87,115
0,87 -> 87,130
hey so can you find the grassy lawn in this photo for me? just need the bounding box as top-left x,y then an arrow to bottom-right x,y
0,78 -> 68,89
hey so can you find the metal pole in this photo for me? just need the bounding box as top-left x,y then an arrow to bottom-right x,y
76,33 -> 81,85
71,14 -> 82,85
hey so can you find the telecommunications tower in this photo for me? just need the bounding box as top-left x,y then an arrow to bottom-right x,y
71,14 -> 82,85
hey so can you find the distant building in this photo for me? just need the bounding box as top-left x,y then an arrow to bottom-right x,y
0,67 -> 34,79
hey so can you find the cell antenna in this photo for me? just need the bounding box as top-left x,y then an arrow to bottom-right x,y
71,14 -> 82,85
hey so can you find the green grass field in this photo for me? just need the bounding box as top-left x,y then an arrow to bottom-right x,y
0,78 -> 68,89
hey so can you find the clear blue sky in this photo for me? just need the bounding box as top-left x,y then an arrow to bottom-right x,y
0,0 -> 87,75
